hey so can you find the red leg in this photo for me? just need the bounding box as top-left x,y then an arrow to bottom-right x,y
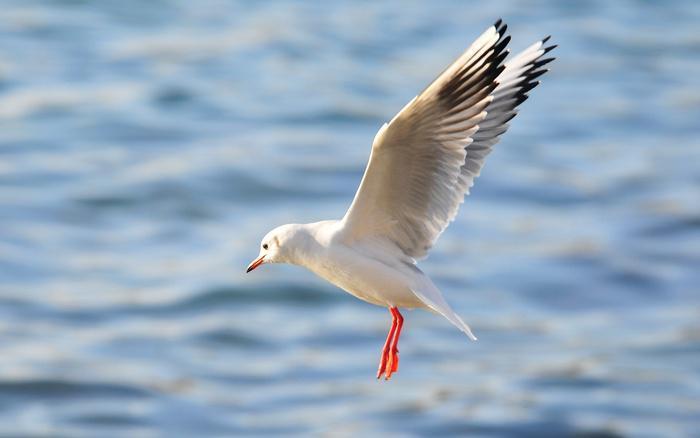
376,309 -> 398,379
384,307 -> 404,380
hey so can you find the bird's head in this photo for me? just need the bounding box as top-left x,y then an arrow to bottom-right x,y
246,224 -> 304,272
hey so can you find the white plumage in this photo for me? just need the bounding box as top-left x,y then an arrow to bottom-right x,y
247,19 -> 555,379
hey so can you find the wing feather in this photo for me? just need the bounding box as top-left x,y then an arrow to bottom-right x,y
457,38 -> 557,198
341,21 -> 556,259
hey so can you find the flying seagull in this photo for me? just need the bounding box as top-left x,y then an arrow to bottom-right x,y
247,19 -> 555,380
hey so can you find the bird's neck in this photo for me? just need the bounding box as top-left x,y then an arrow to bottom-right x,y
286,220 -> 338,267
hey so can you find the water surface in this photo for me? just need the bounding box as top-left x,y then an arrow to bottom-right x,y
0,0 -> 699,436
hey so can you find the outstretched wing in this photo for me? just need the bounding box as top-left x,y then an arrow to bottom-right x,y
458,36 -> 556,200
341,20 -> 555,259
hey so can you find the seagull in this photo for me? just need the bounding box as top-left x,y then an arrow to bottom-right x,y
247,19 -> 555,380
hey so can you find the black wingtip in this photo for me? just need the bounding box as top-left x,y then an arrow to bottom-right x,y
544,44 -> 558,55
532,57 -> 555,69
515,93 -> 529,107
520,80 -> 540,94
542,35 -> 552,44
494,19 -> 507,36
503,112 -> 518,124
528,68 -> 549,81
494,35 -> 511,54
494,49 -> 510,68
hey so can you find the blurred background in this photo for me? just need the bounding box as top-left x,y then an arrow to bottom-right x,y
0,0 -> 699,436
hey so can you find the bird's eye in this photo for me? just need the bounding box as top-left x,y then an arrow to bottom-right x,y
262,243 -> 269,250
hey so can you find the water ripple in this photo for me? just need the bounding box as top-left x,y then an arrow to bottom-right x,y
0,0 -> 698,435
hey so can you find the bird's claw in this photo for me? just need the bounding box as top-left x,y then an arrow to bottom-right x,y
377,306 -> 404,381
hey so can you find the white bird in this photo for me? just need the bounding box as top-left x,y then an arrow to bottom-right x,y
247,19 -> 555,380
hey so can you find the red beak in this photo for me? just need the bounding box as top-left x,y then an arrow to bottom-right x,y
246,256 -> 265,273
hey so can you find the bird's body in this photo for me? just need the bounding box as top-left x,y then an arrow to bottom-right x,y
247,19 -> 556,379
285,222 -> 423,308
271,221 -> 474,333
299,222 -> 425,309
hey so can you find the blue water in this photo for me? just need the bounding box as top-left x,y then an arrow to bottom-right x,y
1,1 -> 699,436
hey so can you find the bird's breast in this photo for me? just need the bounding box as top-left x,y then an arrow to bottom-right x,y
300,242 -> 425,308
